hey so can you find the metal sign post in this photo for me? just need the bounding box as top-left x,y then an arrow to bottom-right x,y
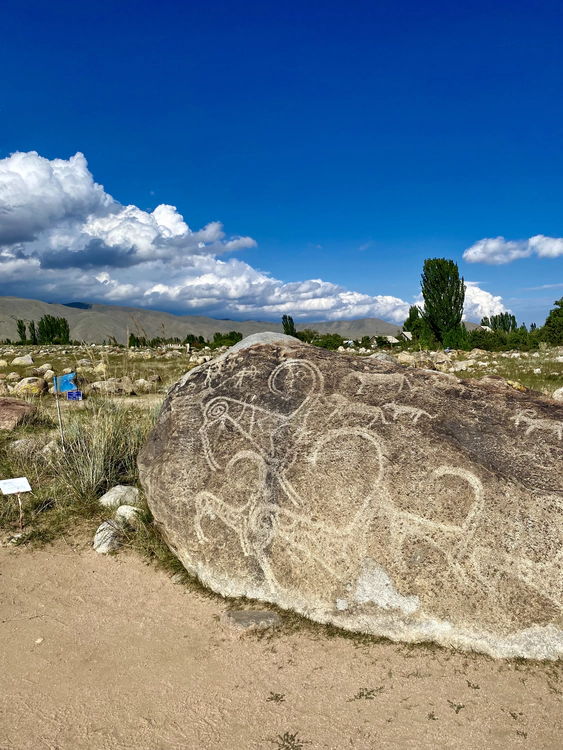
53,383 -> 66,453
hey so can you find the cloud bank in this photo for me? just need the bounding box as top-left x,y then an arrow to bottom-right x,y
464,235 -> 563,265
0,151 -> 506,322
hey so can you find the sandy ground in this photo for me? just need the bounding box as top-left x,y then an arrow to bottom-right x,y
1,540 -> 562,750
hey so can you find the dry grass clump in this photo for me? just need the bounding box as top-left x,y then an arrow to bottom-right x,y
0,397 -> 159,542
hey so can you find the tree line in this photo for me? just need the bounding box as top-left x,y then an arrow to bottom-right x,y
403,258 -> 563,351
14,315 -> 71,345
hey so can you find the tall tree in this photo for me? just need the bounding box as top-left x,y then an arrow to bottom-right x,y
481,312 -> 517,332
543,297 -> 563,345
16,319 -> 26,344
28,320 -> 38,345
282,315 -> 297,337
420,258 -> 466,347
403,305 -> 429,341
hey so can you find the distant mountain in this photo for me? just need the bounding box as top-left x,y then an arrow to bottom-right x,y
0,296 -> 403,344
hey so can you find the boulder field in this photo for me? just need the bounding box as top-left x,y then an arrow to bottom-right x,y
139,333 -> 563,659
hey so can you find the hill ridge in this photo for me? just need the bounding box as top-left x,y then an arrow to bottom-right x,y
0,296 -> 402,343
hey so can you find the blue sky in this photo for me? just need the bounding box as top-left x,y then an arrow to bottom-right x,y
0,0 -> 562,324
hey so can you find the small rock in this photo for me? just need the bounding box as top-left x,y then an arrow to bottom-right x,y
0,359 -> 8,367
63,368 -> 73,374
34,363 -> 53,374
367,352 -> 395,363
133,378 -> 151,393
99,485 -> 141,509
93,521 -> 122,554
35,637 -> 44,645
9,438 -> 36,454
6,372 -> 20,381
553,387 -> 563,402
11,354 -> 34,366
42,440 -> 59,456
114,504 -> 142,528
220,610 -> 282,631
397,352 -> 416,366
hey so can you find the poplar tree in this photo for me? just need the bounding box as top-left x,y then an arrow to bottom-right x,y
282,315 -> 297,337
420,258 -> 466,347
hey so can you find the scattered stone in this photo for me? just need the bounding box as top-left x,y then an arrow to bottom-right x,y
220,610 -> 282,631
11,354 -> 34,366
467,349 -> 489,360
139,331 -> 563,659
412,352 -> 435,370
99,485 -> 140,509
133,378 -> 151,393
12,377 -> 48,397
34,363 -> 53,374
396,352 -> 415,366
0,397 -> 37,431
88,377 -> 134,395
553,387 -> 563,402
93,521 -> 122,554
114,504 -> 142,528
62,368 -> 73,374
42,370 -> 55,382
9,438 -> 36,454
6,372 -> 20,381
452,361 -> 468,372
41,440 -> 59,457
0,359 -> 7,367
367,352 -> 395,363
165,350 -> 182,359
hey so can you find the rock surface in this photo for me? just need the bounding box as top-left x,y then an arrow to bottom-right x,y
139,333 -> 563,659
0,397 -> 37,431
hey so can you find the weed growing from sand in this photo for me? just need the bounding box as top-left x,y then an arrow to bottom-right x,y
267,692 -> 286,703
350,687 -> 384,701
447,700 -> 465,714
273,732 -> 308,749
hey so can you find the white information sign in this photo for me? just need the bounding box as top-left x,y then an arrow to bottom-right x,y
0,477 -> 32,495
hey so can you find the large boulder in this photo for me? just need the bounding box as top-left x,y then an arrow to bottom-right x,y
11,354 -> 34,366
12,377 -> 48,397
139,333 -> 563,659
0,397 -> 37,431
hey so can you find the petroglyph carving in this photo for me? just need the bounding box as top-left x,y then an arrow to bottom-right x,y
513,409 -> 563,440
140,334 -> 563,659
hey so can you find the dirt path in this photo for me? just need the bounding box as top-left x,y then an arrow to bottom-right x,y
1,540 -> 562,750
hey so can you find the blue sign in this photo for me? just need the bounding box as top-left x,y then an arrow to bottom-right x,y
67,390 -> 83,401
53,372 -> 77,393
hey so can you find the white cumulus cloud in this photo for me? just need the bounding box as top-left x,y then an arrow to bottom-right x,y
0,150 -> 508,324
464,235 -> 563,264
